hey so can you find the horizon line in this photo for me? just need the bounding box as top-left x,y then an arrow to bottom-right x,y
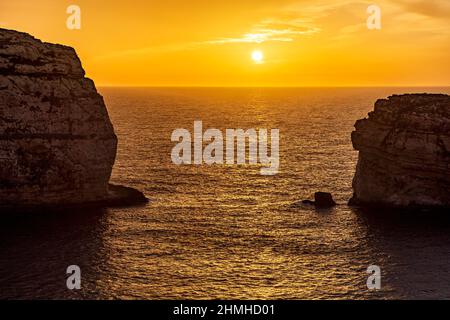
96,85 -> 450,89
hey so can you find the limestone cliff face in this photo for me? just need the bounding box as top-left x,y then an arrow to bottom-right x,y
350,94 -> 450,208
0,28 -> 117,207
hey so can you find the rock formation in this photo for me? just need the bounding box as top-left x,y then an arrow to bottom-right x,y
302,192 -> 336,208
350,94 -> 450,209
0,28 -> 147,209
313,192 -> 336,208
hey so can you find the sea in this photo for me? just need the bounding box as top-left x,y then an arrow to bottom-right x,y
1,87 -> 450,299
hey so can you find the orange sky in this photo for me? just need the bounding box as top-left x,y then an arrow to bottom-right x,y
1,0 -> 449,86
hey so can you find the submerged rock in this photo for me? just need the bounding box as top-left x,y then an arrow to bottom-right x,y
350,94 -> 450,209
0,28 -> 148,209
301,192 -> 336,208
314,192 -> 336,208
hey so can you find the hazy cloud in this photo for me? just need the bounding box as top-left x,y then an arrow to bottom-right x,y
206,18 -> 320,44
97,0 -> 449,59
396,0 -> 450,18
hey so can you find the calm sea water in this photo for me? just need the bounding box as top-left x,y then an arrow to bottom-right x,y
1,87 -> 450,300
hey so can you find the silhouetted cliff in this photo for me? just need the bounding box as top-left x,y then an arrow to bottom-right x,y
0,28 -> 147,210
350,94 -> 450,209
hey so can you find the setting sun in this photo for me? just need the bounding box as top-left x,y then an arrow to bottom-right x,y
251,50 -> 264,64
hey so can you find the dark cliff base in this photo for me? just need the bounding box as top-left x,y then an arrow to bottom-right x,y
105,184 -> 149,207
0,184 -> 149,213
348,195 -> 450,213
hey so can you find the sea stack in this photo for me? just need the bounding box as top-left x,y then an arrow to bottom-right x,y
0,28 -> 146,209
350,94 -> 450,209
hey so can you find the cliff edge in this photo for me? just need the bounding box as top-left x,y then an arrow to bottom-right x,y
350,94 -> 450,209
0,28 -> 147,210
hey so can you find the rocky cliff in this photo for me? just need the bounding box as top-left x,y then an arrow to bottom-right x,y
0,28 -> 146,209
350,94 -> 450,209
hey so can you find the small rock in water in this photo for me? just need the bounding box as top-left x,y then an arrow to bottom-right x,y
314,192 -> 336,208
300,192 -> 336,208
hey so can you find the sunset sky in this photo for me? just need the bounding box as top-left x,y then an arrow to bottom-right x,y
1,0 -> 449,86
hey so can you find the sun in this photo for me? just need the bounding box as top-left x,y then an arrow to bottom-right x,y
251,50 -> 264,64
